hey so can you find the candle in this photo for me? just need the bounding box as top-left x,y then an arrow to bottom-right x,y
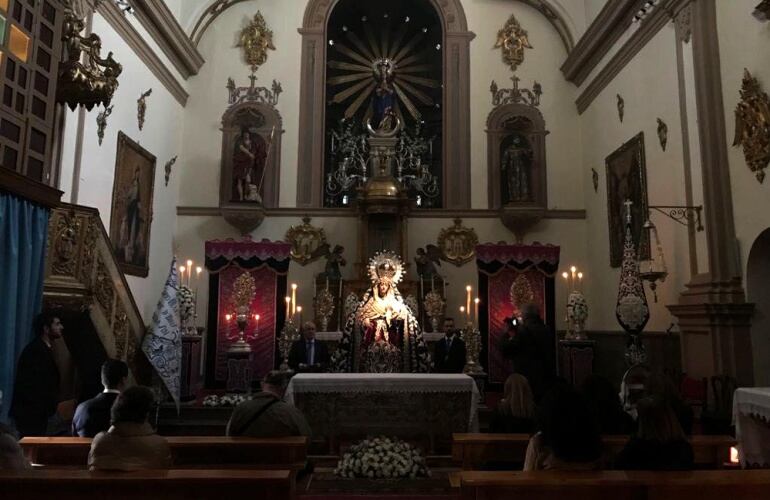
285,296 -> 291,319
570,266 -> 577,291
297,306 -> 303,325
195,267 -> 203,323
466,285 -> 472,324
291,283 -> 297,317
225,314 -> 232,322
577,272 -> 583,292
459,306 -> 465,315
255,314 -> 260,335
562,271 -> 570,303
187,259 -> 193,287
474,298 -> 480,329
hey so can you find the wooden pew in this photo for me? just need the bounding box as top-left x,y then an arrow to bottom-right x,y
459,470 -> 770,500
20,436 -> 308,473
0,469 -> 294,500
452,433 -> 736,470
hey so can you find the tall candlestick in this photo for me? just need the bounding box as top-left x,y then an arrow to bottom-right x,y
570,266 -> 577,291
291,283 -> 297,317
562,272 -> 570,303
255,314 -> 260,336
466,285 -> 472,324
187,260 -> 193,287
285,296 -> 291,319
577,272 -> 583,292
179,266 -> 186,284
297,306 -> 303,325
474,298 -> 480,329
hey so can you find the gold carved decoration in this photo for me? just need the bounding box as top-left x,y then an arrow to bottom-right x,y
137,89 -> 152,131
51,210 -> 82,277
494,14 -> 532,72
95,256 -> 115,313
437,219 -> 479,266
733,69 -> 770,183
510,274 -> 535,309
237,11 -> 275,73
285,217 -> 328,266
113,303 -> 129,360
233,272 -> 257,309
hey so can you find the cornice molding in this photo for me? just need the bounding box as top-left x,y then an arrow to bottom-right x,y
560,0 -> 644,86
131,0 -> 205,79
96,1 -> 189,106
176,206 -> 587,220
0,168 -> 63,209
576,0 -> 692,114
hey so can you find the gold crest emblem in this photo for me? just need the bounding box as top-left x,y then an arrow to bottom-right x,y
494,14 -> 532,72
437,219 -> 479,266
733,69 -> 770,183
285,217 -> 327,266
237,11 -> 276,73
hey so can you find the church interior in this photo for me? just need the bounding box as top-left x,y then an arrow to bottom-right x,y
2,0 -> 770,497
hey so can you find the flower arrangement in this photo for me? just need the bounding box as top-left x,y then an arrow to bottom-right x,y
334,436 -> 430,479
201,393 -> 254,407
178,285 -> 195,325
566,290 -> 589,339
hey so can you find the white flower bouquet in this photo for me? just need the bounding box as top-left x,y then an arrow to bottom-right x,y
201,393 -> 254,407
178,285 -> 196,325
334,436 -> 430,479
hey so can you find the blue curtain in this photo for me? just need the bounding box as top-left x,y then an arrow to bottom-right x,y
0,192 -> 49,423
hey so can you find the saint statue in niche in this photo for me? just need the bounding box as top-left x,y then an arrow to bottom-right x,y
330,251 -> 432,373
232,127 -> 267,202
501,133 -> 533,203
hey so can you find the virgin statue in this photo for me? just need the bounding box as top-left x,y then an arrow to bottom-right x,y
331,251 -> 432,373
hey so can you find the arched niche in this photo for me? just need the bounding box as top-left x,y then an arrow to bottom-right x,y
296,0 -> 475,209
486,103 -> 548,210
747,228 -> 770,385
219,102 -> 283,209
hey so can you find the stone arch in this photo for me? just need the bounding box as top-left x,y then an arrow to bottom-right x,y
296,0 -> 475,209
747,228 -> 770,385
219,101 -> 284,208
486,103 -> 548,209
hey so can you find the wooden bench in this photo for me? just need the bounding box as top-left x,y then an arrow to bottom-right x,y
452,433 -> 736,470
20,436 -> 308,473
459,470 -> 770,500
0,469 -> 294,500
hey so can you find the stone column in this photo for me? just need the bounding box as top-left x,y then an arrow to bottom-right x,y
667,0 -> 754,385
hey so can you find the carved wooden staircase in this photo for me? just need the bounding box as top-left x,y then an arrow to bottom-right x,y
42,203 -> 146,380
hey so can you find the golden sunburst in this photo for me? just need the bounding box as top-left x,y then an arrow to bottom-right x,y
328,20 -> 440,124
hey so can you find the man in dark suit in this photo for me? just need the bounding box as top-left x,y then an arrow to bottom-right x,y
10,311 -> 63,437
434,317 -> 466,373
288,321 -> 329,372
72,359 -> 129,437
500,304 -> 555,401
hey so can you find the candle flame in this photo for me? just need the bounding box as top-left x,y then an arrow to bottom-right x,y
460,306 -> 465,312
297,306 -> 302,312
225,314 -> 232,321
285,296 -> 291,303
187,259 -> 193,268
179,266 -> 186,273
291,283 -> 298,290
562,272 -> 569,279
570,266 -> 577,273
465,285 -> 472,291
730,447 -> 739,464
254,314 -> 260,320
578,272 -> 583,279
474,298 -> 480,304
196,266 -> 202,274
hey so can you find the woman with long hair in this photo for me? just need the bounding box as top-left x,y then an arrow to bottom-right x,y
490,373 -> 535,434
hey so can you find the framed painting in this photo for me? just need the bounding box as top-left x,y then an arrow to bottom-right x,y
605,132 -> 650,268
109,131 -> 156,277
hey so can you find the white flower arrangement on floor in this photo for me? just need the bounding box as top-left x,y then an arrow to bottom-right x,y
334,436 -> 430,479
201,393 -> 254,407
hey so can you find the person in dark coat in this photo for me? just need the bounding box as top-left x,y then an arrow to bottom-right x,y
72,359 -> 129,437
434,317 -> 466,373
10,311 -> 63,437
615,396 -> 694,470
581,375 -> 635,435
499,304 -> 555,401
288,321 -> 330,372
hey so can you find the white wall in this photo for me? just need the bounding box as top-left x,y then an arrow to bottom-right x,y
58,13 -> 185,320
716,0 -> 770,384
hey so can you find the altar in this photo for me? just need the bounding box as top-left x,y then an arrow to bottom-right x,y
285,374 -> 479,454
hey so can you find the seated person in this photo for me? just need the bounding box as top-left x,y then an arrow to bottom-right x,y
489,373 -> 535,434
0,423 -> 30,470
581,375 -> 635,435
645,371 -> 694,435
73,359 -> 128,437
227,370 -> 311,438
433,317 -> 466,374
88,386 -> 171,471
288,321 -> 329,372
615,396 -> 694,471
524,381 -> 603,471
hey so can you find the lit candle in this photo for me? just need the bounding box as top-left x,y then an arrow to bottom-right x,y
187,259 -> 193,287
255,314 -> 260,335
297,306 -> 303,325
570,266 -> 577,291
562,271 -> 570,303
466,285 -> 472,324
730,446 -> 739,464
577,272 -> 583,292
459,306 -> 465,316
285,296 -> 291,319
474,298 -> 480,329
179,266 -> 186,282
291,283 -> 297,317
225,314 -> 232,322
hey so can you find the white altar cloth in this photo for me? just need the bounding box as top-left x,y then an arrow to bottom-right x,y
733,387 -> 770,467
286,373 -> 480,432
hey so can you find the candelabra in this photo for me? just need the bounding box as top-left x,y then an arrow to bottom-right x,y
278,319 -> 300,371
226,272 -> 258,354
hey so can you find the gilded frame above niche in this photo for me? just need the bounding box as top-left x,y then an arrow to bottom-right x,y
495,14 -> 532,72
437,218 -> 478,266
285,217 -> 327,266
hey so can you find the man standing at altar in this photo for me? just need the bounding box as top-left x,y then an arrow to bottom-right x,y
288,321 -> 329,373
500,304 -> 555,401
434,318 -> 466,374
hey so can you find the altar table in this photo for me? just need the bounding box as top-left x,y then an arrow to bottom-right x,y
733,387 -> 770,467
285,374 -> 480,454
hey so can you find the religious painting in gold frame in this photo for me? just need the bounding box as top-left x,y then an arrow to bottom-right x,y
437,218 -> 478,266
109,132 -> 156,277
605,132 -> 650,268
285,217 -> 328,266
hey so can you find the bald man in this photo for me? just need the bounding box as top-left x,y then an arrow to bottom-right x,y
288,321 -> 330,372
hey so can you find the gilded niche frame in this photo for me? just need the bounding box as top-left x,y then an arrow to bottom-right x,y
605,132 -> 650,268
109,132 -> 156,278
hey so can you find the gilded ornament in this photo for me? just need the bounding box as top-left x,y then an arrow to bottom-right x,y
733,69 -> 770,183
237,11 -> 276,73
617,94 -> 625,123
509,274 -> 534,310
437,219 -> 479,266
657,118 -> 668,151
423,290 -> 446,332
164,156 -> 178,187
314,289 -> 335,332
137,89 -> 152,131
591,168 -> 599,193
96,105 -> 114,146
285,217 -> 328,266
51,211 -> 81,277
232,272 -> 256,309
494,14 -> 533,72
